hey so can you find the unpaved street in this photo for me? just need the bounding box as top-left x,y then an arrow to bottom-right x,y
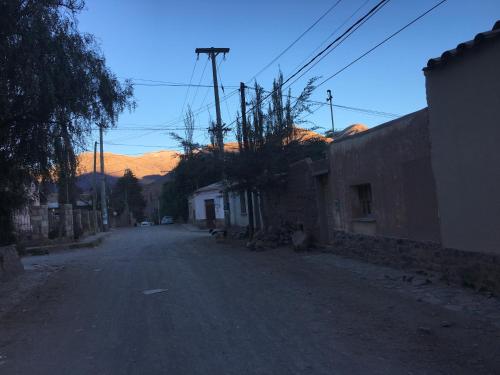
1,226 -> 499,374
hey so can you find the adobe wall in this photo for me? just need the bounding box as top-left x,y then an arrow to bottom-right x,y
329,109 -> 441,243
264,158 -> 323,241
425,38 -> 500,254
331,231 -> 500,295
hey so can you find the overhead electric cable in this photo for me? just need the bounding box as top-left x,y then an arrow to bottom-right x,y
188,56 -> 210,110
288,0 -> 371,77
228,0 -> 389,128
249,0 -> 344,82
316,0 -> 448,89
284,0 -> 391,90
179,57 -> 200,117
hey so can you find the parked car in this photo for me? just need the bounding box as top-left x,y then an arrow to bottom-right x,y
161,216 -> 174,225
140,221 -> 152,226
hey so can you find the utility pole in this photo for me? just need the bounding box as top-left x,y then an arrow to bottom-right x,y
195,47 -> 229,154
99,123 -> 109,231
326,89 -> 335,134
92,141 -> 98,233
195,47 -> 231,228
240,82 -> 254,238
157,198 -> 161,225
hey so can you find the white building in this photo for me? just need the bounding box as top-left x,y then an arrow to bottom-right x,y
188,181 -> 260,229
188,182 -> 225,228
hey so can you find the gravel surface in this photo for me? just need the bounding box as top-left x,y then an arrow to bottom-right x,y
0,225 -> 499,374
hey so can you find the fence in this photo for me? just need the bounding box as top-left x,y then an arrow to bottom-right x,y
12,204 -> 102,244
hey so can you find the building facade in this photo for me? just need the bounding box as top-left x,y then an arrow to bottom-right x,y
329,109 -> 441,243
424,21 -> 500,254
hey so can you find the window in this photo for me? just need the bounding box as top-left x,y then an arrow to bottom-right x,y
352,184 -> 373,218
239,192 -> 247,215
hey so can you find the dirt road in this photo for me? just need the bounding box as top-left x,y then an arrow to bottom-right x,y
0,226 -> 499,374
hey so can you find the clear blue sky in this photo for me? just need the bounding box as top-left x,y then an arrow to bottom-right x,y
77,0 -> 499,155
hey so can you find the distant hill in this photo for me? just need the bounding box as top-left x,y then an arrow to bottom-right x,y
204,127 -> 333,154
76,150 -> 180,192
77,150 -> 180,185
327,124 -> 368,140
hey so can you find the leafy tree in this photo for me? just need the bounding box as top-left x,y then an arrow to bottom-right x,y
170,105 -> 199,158
160,152 -> 222,221
0,0 -> 134,244
161,72 -> 328,229
110,169 -> 145,222
226,72 -> 328,230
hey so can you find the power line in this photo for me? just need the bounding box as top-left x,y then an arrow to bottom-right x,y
287,0 -> 371,77
256,87 -> 399,117
180,58 -> 200,118
248,0 -> 344,82
227,0 -> 390,128
94,126 -> 207,132
188,57 -> 210,110
316,0 -> 448,89
217,59 -> 234,124
231,0 -> 445,129
284,0 -> 390,90
132,82 -> 238,89
281,0 -> 389,90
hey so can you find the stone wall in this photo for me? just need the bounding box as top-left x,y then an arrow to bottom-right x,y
81,210 -> 90,233
0,245 -> 24,282
30,205 -> 49,239
62,204 -> 74,238
264,158 -> 323,242
73,209 -> 82,239
331,231 -> 500,295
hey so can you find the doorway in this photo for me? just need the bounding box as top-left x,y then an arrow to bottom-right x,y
204,199 -> 216,228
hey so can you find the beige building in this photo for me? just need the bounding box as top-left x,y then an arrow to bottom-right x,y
424,21 -> 500,254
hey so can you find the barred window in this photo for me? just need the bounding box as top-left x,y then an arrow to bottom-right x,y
352,184 -> 373,217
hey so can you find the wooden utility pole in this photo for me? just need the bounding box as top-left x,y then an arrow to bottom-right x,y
326,89 -> 335,134
240,82 -> 254,238
99,123 -> 109,231
92,141 -> 98,232
195,47 -> 231,227
195,47 -> 229,154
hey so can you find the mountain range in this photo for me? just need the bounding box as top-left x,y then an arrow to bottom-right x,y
76,150 -> 180,190
76,126 -> 365,191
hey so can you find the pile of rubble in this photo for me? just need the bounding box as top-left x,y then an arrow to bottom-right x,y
245,224 -> 311,251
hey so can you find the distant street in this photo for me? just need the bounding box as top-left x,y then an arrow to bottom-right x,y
1,226 -> 499,374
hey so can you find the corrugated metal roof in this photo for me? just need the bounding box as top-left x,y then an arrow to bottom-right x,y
194,181 -> 223,194
424,20 -> 500,71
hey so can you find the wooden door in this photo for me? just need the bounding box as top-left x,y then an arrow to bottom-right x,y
204,199 -> 216,228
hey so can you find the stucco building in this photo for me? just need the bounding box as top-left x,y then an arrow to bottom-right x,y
329,108 -> 440,244
424,20 -> 500,254
262,21 -> 500,266
188,182 -> 253,229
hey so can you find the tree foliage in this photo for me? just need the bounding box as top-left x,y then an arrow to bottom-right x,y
0,0 -> 134,244
227,73 -> 328,193
170,105 -> 199,158
161,72 -> 328,228
160,152 -> 222,221
110,169 -> 145,222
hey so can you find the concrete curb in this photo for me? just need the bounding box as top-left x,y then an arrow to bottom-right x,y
181,224 -> 209,233
23,232 -> 111,256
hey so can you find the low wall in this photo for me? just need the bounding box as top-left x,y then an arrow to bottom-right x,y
331,231 -> 500,295
195,219 -> 225,229
264,159 -> 322,241
0,245 -> 24,282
